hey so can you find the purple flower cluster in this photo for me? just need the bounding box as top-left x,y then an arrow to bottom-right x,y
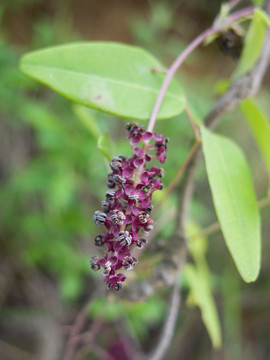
90,122 -> 168,291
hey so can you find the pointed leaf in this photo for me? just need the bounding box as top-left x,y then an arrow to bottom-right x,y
200,125 -> 261,282
233,14 -> 265,78
20,42 -> 185,120
254,7 -> 270,27
240,99 -> 270,181
184,264 -> 222,348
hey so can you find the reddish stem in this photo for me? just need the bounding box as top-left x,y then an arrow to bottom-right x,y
146,6 -> 254,133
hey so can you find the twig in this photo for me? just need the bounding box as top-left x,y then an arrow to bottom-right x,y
144,280 -> 181,360
147,6 -> 255,133
155,7 -> 270,212
184,106 -> 201,141
154,141 -> 200,215
190,196 -> 270,241
63,288 -> 103,360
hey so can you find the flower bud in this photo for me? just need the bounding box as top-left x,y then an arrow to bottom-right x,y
107,173 -> 115,189
93,211 -> 106,226
105,190 -> 115,203
90,256 -> 100,271
110,157 -> 123,171
139,211 -> 149,224
136,238 -> 147,248
101,200 -> 111,213
95,235 -> 104,247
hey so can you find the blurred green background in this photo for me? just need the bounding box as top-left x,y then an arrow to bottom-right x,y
0,0 -> 270,359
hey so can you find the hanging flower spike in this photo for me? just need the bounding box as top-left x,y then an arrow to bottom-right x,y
90,122 -> 168,291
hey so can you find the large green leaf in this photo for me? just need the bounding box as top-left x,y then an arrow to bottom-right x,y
20,42 -> 185,120
240,99 -> 270,181
184,264 -> 221,348
200,126 -> 261,282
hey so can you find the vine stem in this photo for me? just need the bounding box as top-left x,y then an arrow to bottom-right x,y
154,141 -> 200,215
146,6 -> 254,133
190,196 -> 270,241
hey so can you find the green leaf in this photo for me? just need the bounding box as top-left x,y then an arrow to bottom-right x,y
200,125 -> 261,282
186,220 -> 208,264
233,13 -> 265,78
254,8 -> 270,28
20,42 -> 185,120
97,133 -> 112,161
184,264 -> 222,348
240,99 -> 270,181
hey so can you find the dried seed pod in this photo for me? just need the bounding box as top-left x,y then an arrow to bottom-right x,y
93,211 -> 107,226
113,283 -> 122,291
107,282 -> 122,291
115,175 -> 126,187
110,157 -> 123,171
158,168 -> 165,178
90,256 -> 100,271
118,155 -> 127,162
105,190 -> 115,203
126,122 -> 138,133
95,235 -> 104,247
145,204 -> 153,215
136,238 -> 147,248
217,28 -> 243,59
107,173 -> 115,189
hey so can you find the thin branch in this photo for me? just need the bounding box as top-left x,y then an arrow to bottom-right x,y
184,106 -> 201,141
146,6 -> 255,133
154,141 -> 200,215
190,196 -> 270,241
144,280 -> 181,360
63,288 -> 103,360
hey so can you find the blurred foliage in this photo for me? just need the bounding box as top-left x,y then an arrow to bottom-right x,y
1,1 -> 270,359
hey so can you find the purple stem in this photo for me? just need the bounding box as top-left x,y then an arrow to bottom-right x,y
147,6 -> 254,133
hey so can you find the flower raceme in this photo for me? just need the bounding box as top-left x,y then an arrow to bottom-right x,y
90,122 -> 168,291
